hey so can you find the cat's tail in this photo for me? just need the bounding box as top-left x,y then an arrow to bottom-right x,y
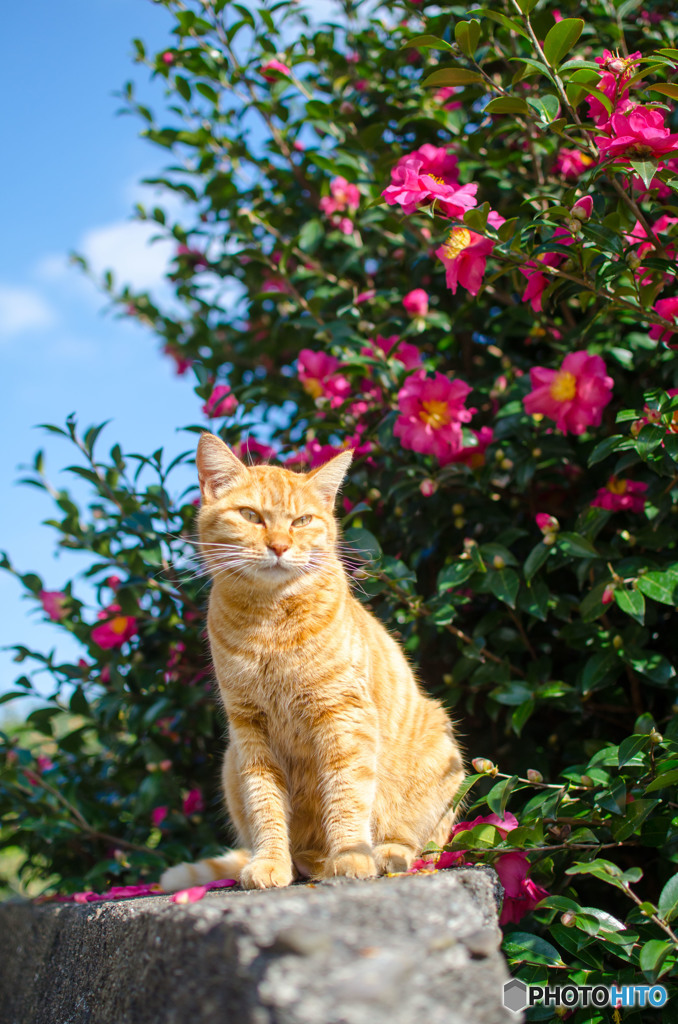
160,848 -> 250,892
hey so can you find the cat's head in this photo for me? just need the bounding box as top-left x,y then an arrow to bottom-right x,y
195,432 -> 352,589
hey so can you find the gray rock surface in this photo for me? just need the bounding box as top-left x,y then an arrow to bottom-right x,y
0,866 -> 521,1024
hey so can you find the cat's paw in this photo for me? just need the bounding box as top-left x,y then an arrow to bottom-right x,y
323,845 -> 376,880
372,843 -> 416,874
240,857 -> 293,890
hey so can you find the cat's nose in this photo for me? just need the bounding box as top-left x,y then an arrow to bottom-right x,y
268,541 -> 290,558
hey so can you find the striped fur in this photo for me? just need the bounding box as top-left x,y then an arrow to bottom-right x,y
160,433 -> 464,892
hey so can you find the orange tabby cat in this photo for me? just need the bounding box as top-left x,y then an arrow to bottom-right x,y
160,432 -> 464,891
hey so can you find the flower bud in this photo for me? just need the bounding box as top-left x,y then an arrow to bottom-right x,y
454,517 -> 466,530
472,757 -> 496,774
650,729 -> 663,745
572,196 -> 593,221
526,769 -> 543,784
602,584 -> 615,605
536,513 -> 559,535
493,555 -> 506,569
561,911 -> 577,927
543,532 -> 557,546
368,488 -> 381,501
580,774 -> 594,788
419,479 -> 437,497
452,503 -> 464,516
612,634 -> 624,650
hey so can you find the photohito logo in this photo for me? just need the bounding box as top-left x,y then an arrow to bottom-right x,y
502,979 -> 668,1013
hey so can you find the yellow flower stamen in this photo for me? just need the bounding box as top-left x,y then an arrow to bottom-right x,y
442,227 -> 472,260
549,370 -> 577,402
419,399 -> 451,429
110,616 -> 130,635
303,378 -> 324,400
607,477 -> 627,495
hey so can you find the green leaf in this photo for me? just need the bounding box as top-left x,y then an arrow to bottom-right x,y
658,874 -> 678,923
468,8 -> 530,40
485,97 -> 530,114
588,435 -> 624,466
437,562 -> 476,590
618,733 -> 649,767
629,158 -> 659,191
614,587 -> 645,624
502,932 -> 566,967
175,75 -> 192,102
486,775 -> 518,816
526,93 -> 560,123
581,651 -> 620,695
611,799 -> 658,841
421,68 -> 484,88
448,823 -> 502,849
298,218 -> 323,253
488,567 -> 520,608
524,542 -> 551,581
637,570 -> 678,605
454,20 -> 481,58
640,939 -> 674,980
402,34 -> 454,52
645,769 -> 678,794
543,19 -> 584,67
627,652 -> 676,685
343,527 -> 382,561
647,83 -> 678,100
557,532 -> 601,559
566,858 -> 626,890
451,773 -> 485,808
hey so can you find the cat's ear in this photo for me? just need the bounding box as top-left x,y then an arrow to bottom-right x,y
196,432 -> 246,502
307,449 -> 353,506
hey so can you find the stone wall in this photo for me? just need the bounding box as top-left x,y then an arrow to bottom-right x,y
0,866 -> 521,1024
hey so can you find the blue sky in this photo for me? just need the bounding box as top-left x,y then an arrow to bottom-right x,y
0,0 -> 206,696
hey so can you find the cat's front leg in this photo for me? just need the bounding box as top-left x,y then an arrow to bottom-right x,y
314,698 -> 379,880
230,720 -> 294,889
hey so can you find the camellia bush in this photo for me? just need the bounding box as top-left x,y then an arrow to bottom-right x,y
3,0 -> 678,1015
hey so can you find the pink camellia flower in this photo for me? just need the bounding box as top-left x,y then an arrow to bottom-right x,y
403,288 -> 429,317
182,788 -> 205,815
436,211 -> 505,296
495,851 -> 550,925
105,575 -> 121,590
176,245 -> 207,269
260,58 -> 291,81
297,349 -> 351,406
39,590 -> 68,622
164,344 -> 192,376
161,52 -> 174,66
382,155 -> 478,219
91,605 -> 138,650
394,370 -> 475,464
649,297 -> 678,344
434,86 -> 463,110
452,426 -> 493,469
597,107 -> 678,161
523,351 -> 614,435
362,334 -> 422,370
202,385 -> 238,418
354,289 -> 375,305
410,812 -> 548,924
232,437 -> 278,463
299,431 -> 371,469
394,145 -> 459,185
330,175 -> 360,211
592,477 -> 648,513
151,806 -> 168,828
37,754 -> 55,773
553,148 -> 595,180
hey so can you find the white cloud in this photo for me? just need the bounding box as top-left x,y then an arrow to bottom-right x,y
80,218 -> 175,292
0,284 -> 57,339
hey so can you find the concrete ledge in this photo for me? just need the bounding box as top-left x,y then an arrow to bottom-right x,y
0,866 -> 520,1024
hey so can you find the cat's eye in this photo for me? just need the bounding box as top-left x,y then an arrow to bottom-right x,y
239,507 -> 263,524
292,514 -> 312,527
